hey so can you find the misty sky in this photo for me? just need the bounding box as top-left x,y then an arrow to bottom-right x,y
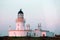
0,0 -> 60,36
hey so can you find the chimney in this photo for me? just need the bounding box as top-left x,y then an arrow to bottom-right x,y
38,23 -> 41,30
26,24 -> 30,30
9,25 -> 11,30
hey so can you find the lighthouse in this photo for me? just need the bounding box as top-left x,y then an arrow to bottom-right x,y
9,9 -> 26,37
16,9 -> 25,30
9,9 -> 55,37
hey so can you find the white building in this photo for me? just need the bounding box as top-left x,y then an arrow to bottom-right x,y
9,9 -> 27,37
9,9 -> 54,37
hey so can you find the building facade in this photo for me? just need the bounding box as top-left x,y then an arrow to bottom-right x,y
9,9 -> 54,37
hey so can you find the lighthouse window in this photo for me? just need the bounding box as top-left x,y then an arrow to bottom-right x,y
18,24 -> 19,26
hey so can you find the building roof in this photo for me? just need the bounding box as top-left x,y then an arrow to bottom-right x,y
18,9 -> 23,14
9,30 -> 33,31
41,30 -> 49,32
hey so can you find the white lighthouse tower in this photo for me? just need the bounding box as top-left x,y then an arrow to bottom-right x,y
9,9 -> 26,37
16,9 -> 25,30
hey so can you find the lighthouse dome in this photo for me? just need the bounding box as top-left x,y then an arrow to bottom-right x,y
18,9 -> 23,14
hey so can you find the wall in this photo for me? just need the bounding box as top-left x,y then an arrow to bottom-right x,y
9,30 -> 27,37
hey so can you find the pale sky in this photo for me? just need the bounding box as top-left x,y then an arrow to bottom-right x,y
0,0 -> 60,36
